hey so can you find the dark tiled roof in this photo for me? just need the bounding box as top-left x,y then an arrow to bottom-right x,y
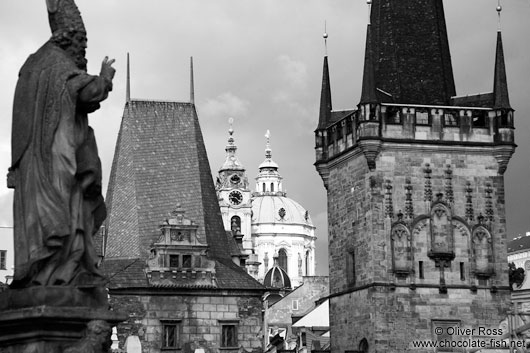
508,236 -> 530,254
317,56 -> 332,130
451,93 -> 494,108
329,110 -> 355,126
102,100 -> 264,291
359,24 -> 378,105
369,0 -> 456,105
493,31 -> 511,110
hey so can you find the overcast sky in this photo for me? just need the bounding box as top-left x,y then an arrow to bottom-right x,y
1,1 -> 529,276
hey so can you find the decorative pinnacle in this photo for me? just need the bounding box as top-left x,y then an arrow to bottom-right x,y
265,130 -> 272,159
497,0 -> 502,31
367,0 -> 372,24
228,117 -> 234,136
323,21 -> 328,56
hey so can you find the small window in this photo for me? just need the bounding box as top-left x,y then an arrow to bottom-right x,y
419,261 -> 424,279
169,255 -> 179,268
162,321 -> 181,349
478,278 -> 488,286
271,183 -> 274,192
386,107 -> 401,124
415,110 -> 429,125
443,112 -> 458,126
460,262 -> 465,281
182,255 -> 192,268
278,249 -> 288,272
0,250 -> 6,270
262,183 -> 266,193
472,112 -> 488,128
221,324 -> 237,348
292,299 -> 299,310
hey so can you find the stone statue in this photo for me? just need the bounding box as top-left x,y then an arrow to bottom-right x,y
64,320 -> 112,353
8,0 -> 115,287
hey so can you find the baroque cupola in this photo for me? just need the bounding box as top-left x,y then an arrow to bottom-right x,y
254,130 -> 284,196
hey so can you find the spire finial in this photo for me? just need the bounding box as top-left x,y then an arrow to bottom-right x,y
323,21 -> 328,56
367,0 -> 372,24
265,130 -> 272,159
126,52 -> 130,103
228,117 -> 234,137
190,56 -> 195,105
496,0 -> 503,32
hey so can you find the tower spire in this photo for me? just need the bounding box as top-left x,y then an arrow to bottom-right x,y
359,22 -> 378,105
493,2 -> 511,110
126,52 -> 131,103
317,31 -> 332,130
219,117 -> 244,172
190,56 -> 195,105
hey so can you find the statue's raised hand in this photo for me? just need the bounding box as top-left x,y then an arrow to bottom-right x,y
100,56 -> 116,82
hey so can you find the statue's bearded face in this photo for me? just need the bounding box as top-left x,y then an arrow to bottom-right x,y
66,31 -> 88,70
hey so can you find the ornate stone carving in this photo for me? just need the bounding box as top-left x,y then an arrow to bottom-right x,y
484,183 -> 494,221
404,179 -> 414,220
424,163 -> 432,202
444,165 -> 454,203
465,181 -> 474,221
384,180 -> 393,218
391,223 -> 412,277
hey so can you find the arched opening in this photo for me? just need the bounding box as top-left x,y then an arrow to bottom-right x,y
278,248 -> 288,272
230,216 -> 241,233
359,338 -> 369,353
305,250 -> 310,275
271,183 -> 274,192
262,183 -> 266,192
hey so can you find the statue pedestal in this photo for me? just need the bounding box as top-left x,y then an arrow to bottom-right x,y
0,287 -> 126,353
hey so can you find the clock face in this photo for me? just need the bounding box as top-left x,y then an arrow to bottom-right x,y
230,174 -> 241,185
229,191 -> 243,205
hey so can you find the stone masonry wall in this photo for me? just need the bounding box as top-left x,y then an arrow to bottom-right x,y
327,146 -> 511,352
110,293 -> 263,353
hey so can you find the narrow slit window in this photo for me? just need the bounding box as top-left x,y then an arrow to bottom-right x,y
460,262 -> 465,281
419,261 -> 424,279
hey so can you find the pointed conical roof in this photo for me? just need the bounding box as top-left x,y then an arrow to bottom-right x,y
103,99 -> 263,291
368,0 -> 456,105
493,31 -> 511,110
359,24 -> 378,105
317,56 -> 332,130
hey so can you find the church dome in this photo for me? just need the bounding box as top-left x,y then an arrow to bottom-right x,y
252,195 -> 313,227
263,261 -> 291,289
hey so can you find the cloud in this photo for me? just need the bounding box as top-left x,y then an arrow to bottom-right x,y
200,92 -> 250,122
277,55 -> 308,90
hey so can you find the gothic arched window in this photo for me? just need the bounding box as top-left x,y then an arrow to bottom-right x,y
278,249 -> 288,272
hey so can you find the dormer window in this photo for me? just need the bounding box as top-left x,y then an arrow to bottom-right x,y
170,229 -> 184,241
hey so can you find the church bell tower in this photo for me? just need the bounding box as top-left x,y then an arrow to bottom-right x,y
216,119 -> 253,255
314,1 -> 515,352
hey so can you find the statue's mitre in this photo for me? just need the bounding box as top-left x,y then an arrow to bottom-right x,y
46,0 -> 86,34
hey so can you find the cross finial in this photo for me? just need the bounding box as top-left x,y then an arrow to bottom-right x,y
265,130 -> 272,159
228,117 -> 234,136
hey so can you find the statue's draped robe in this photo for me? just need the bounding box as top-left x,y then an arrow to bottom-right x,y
11,42 -> 109,286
